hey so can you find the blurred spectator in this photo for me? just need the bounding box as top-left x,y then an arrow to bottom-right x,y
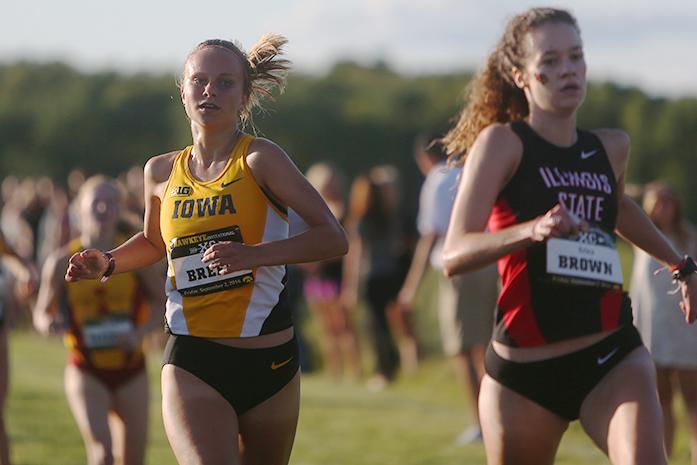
33,175 -> 164,465
0,230 -> 37,465
66,169 -> 86,201
302,162 -> 362,381
123,164 -> 145,217
631,181 -> 697,462
1,179 -> 35,261
397,134 -> 497,444
36,182 -> 71,268
66,169 -> 87,238
1,177 -> 37,326
343,166 -> 416,389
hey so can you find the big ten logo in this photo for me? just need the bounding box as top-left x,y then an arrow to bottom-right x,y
170,185 -> 192,197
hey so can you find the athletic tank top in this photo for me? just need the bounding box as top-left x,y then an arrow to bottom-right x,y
159,134 -> 291,338
63,238 -> 148,369
488,120 -> 632,348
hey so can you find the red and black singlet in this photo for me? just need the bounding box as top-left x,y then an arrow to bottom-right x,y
488,120 -> 632,348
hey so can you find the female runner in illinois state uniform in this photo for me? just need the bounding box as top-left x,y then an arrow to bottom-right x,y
65,34 -> 348,465
33,176 -> 164,465
441,7 -> 697,465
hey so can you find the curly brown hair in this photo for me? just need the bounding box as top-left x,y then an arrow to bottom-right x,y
442,8 -> 579,165
182,34 -> 291,132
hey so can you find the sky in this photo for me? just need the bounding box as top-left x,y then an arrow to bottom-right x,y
3,0 -> 696,98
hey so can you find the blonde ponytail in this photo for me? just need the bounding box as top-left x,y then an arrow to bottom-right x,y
243,33 -> 291,131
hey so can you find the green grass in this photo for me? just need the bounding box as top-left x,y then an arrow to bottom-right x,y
5,256 -> 695,464
8,331 -> 695,464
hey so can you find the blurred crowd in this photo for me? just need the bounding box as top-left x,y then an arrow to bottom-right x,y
1,166 -> 145,326
2,146 -> 697,455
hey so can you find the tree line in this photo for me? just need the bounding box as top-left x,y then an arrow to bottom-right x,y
1,60 -> 695,218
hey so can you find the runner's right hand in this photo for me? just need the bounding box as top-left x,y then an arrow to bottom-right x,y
65,249 -> 109,282
531,203 -> 586,242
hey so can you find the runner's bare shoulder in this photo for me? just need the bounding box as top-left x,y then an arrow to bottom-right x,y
144,150 -> 181,186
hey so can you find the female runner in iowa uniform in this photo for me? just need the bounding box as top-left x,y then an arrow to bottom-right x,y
33,176 -> 164,465
441,7 -> 697,465
65,34 -> 348,465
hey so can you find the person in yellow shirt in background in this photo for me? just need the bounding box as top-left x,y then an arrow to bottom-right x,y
34,176 -> 164,465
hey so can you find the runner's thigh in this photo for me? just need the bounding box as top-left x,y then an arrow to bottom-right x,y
112,370 -> 149,465
479,375 -> 568,465
580,347 -> 666,465
161,365 -> 240,465
238,371 -> 300,465
64,365 -> 114,461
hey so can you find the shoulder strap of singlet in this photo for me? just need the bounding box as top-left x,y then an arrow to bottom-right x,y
578,128 -> 604,148
237,134 -> 289,217
232,134 -> 254,162
173,146 -> 192,176
161,147 -> 191,201
509,120 -> 530,139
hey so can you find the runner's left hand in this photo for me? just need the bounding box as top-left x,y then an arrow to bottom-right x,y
201,241 -> 257,275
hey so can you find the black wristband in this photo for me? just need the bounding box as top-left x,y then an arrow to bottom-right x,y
100,251 -> 115,283
671,256 -> 697,282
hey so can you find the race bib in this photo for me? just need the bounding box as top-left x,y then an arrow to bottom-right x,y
546,226 -> 623,287
83,315 -> 133,349
170,226 -> 254,297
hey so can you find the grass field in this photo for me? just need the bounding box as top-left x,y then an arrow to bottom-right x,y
6,243 -> 695,464
8,330 -> 694,465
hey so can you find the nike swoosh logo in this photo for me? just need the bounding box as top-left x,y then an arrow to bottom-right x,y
596,347 -> 619,365
271,357 -> 293,370
221,177 -> 244,188
581,150 -> 598,159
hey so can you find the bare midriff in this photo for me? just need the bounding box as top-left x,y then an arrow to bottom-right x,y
209,326 -> 294,349
492,327 -> 621,362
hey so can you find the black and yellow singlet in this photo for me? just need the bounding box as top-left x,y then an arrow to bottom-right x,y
159,134 -> 291,338
63,238 -> 148,370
